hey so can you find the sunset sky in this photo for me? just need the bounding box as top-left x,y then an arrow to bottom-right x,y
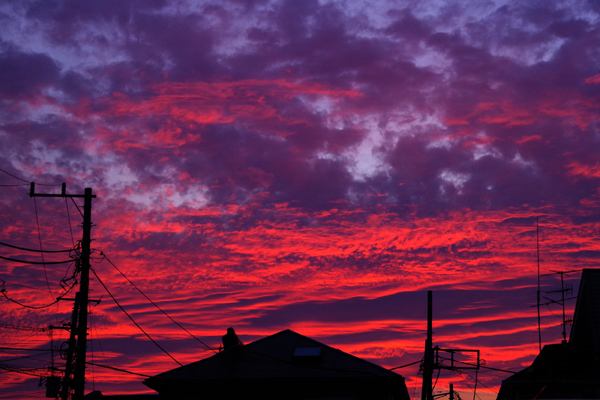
1,0 -> 599,399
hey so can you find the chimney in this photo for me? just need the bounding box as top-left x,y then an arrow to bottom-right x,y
222,327 -> 243,350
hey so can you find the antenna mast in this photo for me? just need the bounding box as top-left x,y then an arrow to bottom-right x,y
541,270 -> 578,343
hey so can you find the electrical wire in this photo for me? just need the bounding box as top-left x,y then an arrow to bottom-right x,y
1,329 -> 39,350
0,255 -> 74,264
0,364 -> 49,377
0,241 -> 73,253
0,324 -> 47,332
390,359 -> 422,370
101,251 -> 216,352
0,168 -> 29,183
472,368 -> 478,400
0,279 -> 49,293
432,367 -> 441,392
455,370 -> 481,400
70,197 -> 83,218
65,197 -> 75,247
89,312 -> 96,391
461,370 -> 498,394
0,353 -> 52,364
0,168 -> 61,187
89,265 -> 183,367
412,374 -> 419,400
444,358 -> 516,374
0,292 -> 61,309
32,196 -> 53,298
1,264 -> 78,309
88,312 -> 109,374
85,362 -> 151,377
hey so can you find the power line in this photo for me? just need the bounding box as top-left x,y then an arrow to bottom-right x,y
0,364 -> 49,377
0,240 -> 73,253
432,367 -> 441,392
85,362 -> 151,378
1,269 -> 78,309
32,196 -> 53,298
0,352 -> 52,364
70,197 -> 84,218
101,252 -> 216,352
89,265 -> 183,367
459,369 -> 498,395
0,291 -> 61,309
444,358 -> 517,374
0,167 -> 62,186
0,168 -> 29,183
390,359 -> 422,371
65,197 -> 76,247
0,324 -> 47,332
0,255 -> 74,264
0,347 -> 52,352
455,370 -> 481,400
0,279 -> 50,292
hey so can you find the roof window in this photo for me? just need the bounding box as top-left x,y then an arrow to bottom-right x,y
293,346 -> 322,358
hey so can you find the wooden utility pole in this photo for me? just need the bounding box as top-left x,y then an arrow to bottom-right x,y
30,183 -> 96,400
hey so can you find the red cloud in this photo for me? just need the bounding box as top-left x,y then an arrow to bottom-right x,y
567,162 -> 600,178
109,79 -> 362,128
584,74 -> 600,84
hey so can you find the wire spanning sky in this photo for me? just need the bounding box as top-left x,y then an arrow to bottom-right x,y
1,0 -> 599,398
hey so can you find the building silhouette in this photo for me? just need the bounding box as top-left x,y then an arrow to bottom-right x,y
144,328 -> 410,400
497,269 -> 600,399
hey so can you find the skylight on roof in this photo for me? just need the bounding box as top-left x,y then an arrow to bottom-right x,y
293,347 -> 322,357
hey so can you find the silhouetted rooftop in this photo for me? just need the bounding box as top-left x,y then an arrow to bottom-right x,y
144,329 -> 409,400
497,269 -> 600,400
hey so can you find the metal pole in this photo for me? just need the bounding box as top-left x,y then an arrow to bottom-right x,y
73,188 -> 93,399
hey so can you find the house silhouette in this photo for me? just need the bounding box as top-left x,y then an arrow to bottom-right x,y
143,328 -> 410,400
497,269 -> 600,399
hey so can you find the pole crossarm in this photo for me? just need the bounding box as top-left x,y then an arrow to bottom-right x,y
434,347 -> 480,370
29,182 -> 96,199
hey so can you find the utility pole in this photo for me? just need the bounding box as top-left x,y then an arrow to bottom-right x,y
536,217 -> 542,352
30,183 -> 96,400
422,291 -> 481,400
421,290 -> 433,400
59,294 -> 79,400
